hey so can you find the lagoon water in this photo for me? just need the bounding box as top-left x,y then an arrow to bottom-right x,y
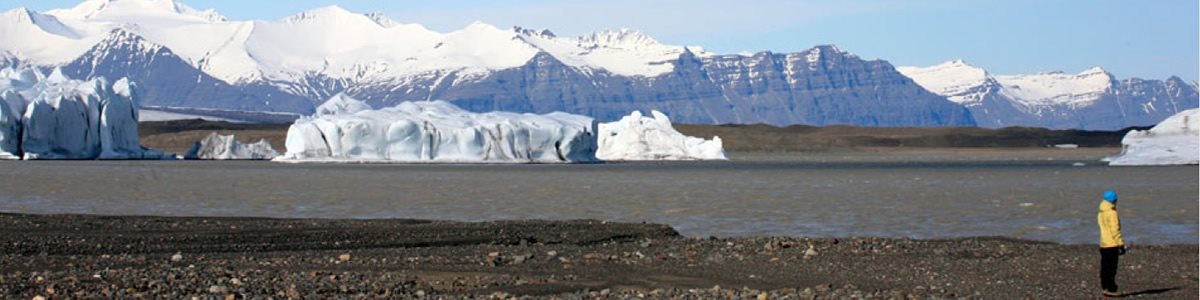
1,152 -> 1195,244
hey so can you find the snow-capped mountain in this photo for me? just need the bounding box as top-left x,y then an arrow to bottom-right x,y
0,0 -> 1080,127
899,60 -> 1199,130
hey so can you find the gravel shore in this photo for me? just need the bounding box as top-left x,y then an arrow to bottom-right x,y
2,213 -> 1195,299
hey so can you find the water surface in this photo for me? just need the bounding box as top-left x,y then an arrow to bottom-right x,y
1,152 -> 1195,244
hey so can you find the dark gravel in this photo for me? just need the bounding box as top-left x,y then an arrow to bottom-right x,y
1,213 -> 1195,299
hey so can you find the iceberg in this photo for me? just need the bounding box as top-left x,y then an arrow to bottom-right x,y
596,110 -> 726,160
185,132 -> 280,160
1105,108 -> 1199,166
276,97 -> 598,163
0,67 -> 167,160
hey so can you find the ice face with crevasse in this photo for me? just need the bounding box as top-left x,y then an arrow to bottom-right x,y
597,110 -> 726,161
276,96 -> 599,163
185,132 -> 280,160
1105,108 -> 1199,166
0,67 -> 167,159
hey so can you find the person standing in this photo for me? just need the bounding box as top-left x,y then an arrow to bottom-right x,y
1097,190 -> 1126,297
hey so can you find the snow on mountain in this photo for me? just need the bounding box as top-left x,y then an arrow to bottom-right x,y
902,62 -> 1115,107
313,93 -> 373,116
900,60 -> 1199,130
518,28 -> 705,77
995,67 -> 1113,106
12,0 -> 1150,128
896,60 -> 991,105
0,7 -> 99,64
1105,108 -> 1199,166
46,0 -> 226,24
899,60 -> 1114,107
5,0 -> 708,85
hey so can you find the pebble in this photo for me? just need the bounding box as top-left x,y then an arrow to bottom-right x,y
512,253 -> 534,264
338,253 -> 351,262
170,253 -> 183,262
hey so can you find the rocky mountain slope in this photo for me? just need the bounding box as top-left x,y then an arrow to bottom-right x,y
0,0 -> 975,127
3,0 -> 1194,128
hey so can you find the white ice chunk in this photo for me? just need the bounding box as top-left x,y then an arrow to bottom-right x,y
1105,108 -> 1199,166
185,132 -> 280,160
0,67 -> 168,160
276,97 -> 598,163
596,110 -> 726,161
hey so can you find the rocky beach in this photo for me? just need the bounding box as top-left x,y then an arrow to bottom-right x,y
2,213 -> 1195,299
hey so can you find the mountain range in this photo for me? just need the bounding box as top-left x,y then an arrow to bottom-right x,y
898,60 -> 1198,130
2,0 -> 1195,129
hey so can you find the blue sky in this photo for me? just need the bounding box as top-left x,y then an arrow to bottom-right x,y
5,0 -> 1198,81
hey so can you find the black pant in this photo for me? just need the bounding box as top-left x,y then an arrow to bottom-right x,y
1099,247 -> 1121,292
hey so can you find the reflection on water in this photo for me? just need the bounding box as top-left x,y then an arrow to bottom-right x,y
1,153 -> 1196,244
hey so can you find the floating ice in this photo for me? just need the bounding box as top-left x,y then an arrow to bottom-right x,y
1105,108 -> 1199,166
276,98 -> 598,163
185,132 -> 279,160
0,67 -> 167,160
596,110 -> 726,161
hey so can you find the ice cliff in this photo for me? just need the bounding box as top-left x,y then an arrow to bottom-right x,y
1105,108 -> 1199,166
276,97 -> 599,163
278,95 -> 727,163
597,110 -> 726,160
185,132 -> 280,160
0,67 -> 166,159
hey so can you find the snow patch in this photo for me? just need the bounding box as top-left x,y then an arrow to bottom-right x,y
185,132 -> 279,160
314,93 -> 372,116
1105,109 -> 1199,166
596,110 -> 726,161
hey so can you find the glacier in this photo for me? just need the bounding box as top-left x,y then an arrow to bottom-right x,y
0,67 -> 167,160
185,132 -> 279,160
597,110 -> 726,161
276,97 -> 599,163
1105,109 -> 1199,166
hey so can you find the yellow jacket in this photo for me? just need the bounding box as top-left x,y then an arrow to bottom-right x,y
1097,201 -> 1124,248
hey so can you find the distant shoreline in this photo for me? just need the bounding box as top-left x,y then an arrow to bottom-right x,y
2,213 -> 1195,298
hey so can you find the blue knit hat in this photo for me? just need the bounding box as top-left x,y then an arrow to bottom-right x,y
1103,190 -> 1118,203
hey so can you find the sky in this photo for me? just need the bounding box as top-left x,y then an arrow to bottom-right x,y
4,0 -> 1198,81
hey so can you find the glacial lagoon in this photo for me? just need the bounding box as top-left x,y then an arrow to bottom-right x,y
1,152 -> 1195,244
